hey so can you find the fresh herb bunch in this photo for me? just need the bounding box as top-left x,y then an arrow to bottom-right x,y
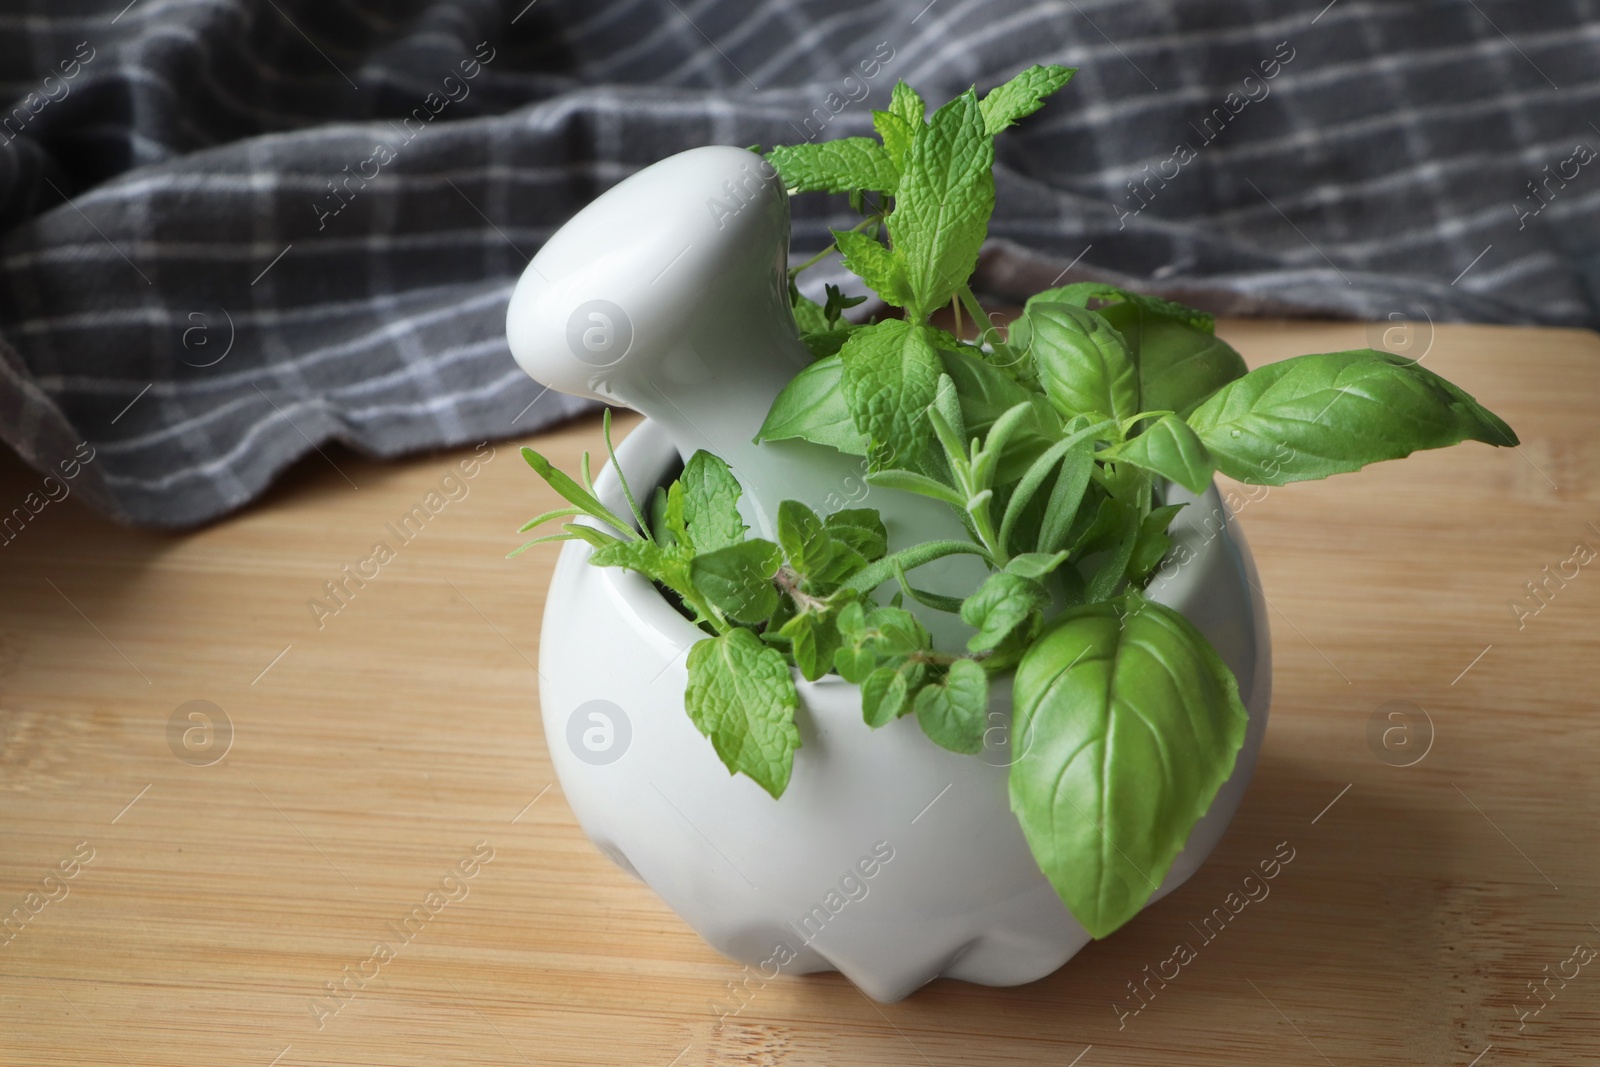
516,67 -> 1517,938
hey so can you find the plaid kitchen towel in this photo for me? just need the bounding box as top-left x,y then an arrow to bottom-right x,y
1,0 -> 1596,528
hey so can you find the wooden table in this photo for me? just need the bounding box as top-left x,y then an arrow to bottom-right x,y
2,319 -> 1596,1066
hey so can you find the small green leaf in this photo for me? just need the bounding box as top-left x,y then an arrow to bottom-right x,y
1009,596 -> 1248,938
766,138 -> 899,194
680,450 -> 748,554
777,500 -> 870,588
686,629 -> 802,798
755,354 -> 869,456
978,64 -> 1076,134
791,293 -> 831,333
888,80 -> 925,128
689,539 -> 782,623
833,229 -> 915,309
779,603 -> 844,682
862,665 -> 910,727
1006,551 -> 1071,580
800,327 -> 861,361
1127,503 -> 1186,583
960,571 -> 1049,653
823,508 -> 888,562
1187,349 -> 1519,485
873,108 -> 915,171
1114,414 -> 1215,495
914,658 -> 990,753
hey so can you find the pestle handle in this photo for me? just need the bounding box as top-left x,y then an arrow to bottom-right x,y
506,147 -> 981,646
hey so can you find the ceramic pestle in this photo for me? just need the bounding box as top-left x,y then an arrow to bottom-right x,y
505,145 -> 982,646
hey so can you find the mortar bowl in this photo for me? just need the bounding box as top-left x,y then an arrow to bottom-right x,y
536,418 -> 1272,1003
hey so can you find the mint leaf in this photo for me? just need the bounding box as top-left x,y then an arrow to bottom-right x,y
840,319 -> 942,469
889,80 -> 925,127
685,629 -> 802,799
978,64 -> 1076,134
913,658 -> 989,753
873,108 -> 915,172
689,539 -> 781,623
766,138 -> 899,194
1187,349 -> 1519,485
1028,303 -> 1140,423
1114,414 -> 1215,495
680,450 -> 747,554
833,229 -> 915,309
755,354 -> 870,456
1010,596 -> 1248,938
960,571 -> 1048,653
887,89 -> 994,319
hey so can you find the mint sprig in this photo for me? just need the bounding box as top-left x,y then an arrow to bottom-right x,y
518,66 -> 1518,941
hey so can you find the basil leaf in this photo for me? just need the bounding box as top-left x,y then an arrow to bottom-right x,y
978,64 -> 1076,134
1021,284 -> 1240,416
755,354 -> 869,456
887,89 -> 994,319
834,229 -> 915,309
1114,414 -> 1215,495
1010,596 -> 1248,938
1025,283 -> 1214,334
1028,302 -> 1139,423
1123,320 -> 1247,419
1187,348 -> 1520,485
840,319 -> 942,469
913,659 -> 989,753
766,138 -> 899,194
679,450 -> 747,554
960,571 -> 1048,653
689,539 -> 781,623
685,629 -> 803,799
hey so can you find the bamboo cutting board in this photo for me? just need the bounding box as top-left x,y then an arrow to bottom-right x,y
1,319 -> 1596,1066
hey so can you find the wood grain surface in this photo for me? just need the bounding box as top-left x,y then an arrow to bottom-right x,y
1,319 -> 1596,1066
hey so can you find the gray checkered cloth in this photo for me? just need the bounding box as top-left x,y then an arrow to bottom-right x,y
2,0 -> 1595,527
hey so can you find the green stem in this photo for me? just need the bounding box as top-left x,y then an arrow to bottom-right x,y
842,540 -> 993,596
787,215 -> 883,280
